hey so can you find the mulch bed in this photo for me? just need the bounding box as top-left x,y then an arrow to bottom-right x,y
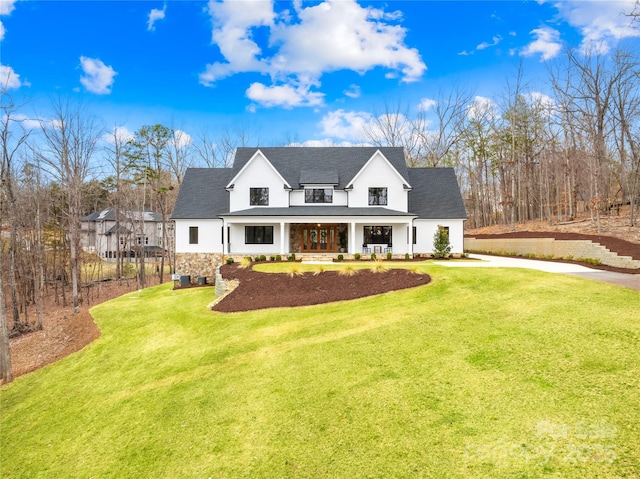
212,263 -> 431,313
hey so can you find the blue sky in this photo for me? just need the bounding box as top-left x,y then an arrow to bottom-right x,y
2,0 -> 639,146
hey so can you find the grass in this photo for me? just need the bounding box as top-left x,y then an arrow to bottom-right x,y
1,264 -> 639,478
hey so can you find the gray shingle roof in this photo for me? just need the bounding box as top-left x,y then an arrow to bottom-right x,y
299,169 -> 340,185
233,147 -> 409,189
408,168 -> 467,219
171,168 -> 233,219
81,208 -> 162,222
172,149 -> 467,221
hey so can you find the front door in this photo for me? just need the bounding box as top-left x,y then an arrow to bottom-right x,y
300,224 -> 338,252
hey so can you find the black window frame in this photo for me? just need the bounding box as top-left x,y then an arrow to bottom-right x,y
305,188 -> 333,204
250,187 -> 269,206
189,226 -> 199,244
363,225 -> 393,245
245,226 -> 274,244
368,187 -> 388,206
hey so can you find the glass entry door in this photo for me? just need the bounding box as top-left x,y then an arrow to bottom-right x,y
300,224 -> 338,252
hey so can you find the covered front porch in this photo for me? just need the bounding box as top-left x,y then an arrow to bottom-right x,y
221,212 -> 416,257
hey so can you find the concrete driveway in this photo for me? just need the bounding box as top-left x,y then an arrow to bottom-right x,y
434,254 -> 640,291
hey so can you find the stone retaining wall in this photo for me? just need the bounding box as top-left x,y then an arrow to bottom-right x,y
175,253 -> 224,282
465,237 -> 640,269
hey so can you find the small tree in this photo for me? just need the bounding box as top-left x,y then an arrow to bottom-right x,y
432,225 -> 451,258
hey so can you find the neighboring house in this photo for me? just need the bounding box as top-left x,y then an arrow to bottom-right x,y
80,208 -> 169,261
171,147 -> 467,278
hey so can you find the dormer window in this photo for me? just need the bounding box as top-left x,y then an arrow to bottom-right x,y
305,188 -> 333,204
250,187 -> 269,206
368,187 -> 387,205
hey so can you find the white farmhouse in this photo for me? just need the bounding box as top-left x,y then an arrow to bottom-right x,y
171,147 -> 466,277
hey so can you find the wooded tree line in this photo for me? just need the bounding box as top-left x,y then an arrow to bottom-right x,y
363,47 -> 640,230
1,44 -> 638,383
0,97 -> 264,382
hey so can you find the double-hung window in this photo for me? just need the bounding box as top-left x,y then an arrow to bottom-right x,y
250,188 -> 269,206
368,187 -> 387,205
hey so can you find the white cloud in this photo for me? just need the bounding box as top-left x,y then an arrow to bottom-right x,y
526,91 -> 556,110
147,4 -> 167,31
467,96 -> 498,120
344,84 -> 361,99
0,64 -> 23,90
551,0 -> 639,54
521,27 -> 562,61
201,0 -> 426,108
0,0 -> 16,15
319,108 -> 416,144
173,129 -> 192,148
102,126 -> 134,144
5,113 -> 41,130
0,0 -> 17,42
320,109 -> 373,140
417,98 -> 437,112
79,56 -> 117,95
477,35 -> 502,51
246,82 -> 324,109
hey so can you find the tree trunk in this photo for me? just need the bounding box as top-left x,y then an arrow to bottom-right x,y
0,253 -> 14,384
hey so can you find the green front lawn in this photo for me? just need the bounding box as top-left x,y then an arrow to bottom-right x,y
1,264 -> 639,478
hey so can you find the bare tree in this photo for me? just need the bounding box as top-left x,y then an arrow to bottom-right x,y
35,98 -> 101,313
361,100 -> 423,165
193,122 -> 260,168
0,249 -> 12,384
103,126 -> 132,278
1,87 -> 32,335
550,47 -> 630,232
415,86 -> 474,167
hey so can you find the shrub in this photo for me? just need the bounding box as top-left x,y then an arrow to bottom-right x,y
259,254 -> 267,262
386,252 -> 392,260
288,253 -> 296,262
276,254 -> 282,261
354,253 -> 361,260
313,266 -> 326,275
404,253 -> 410,260
270,256 -> 276,261
338,265 -> 357,276
287,264 -> 303,277
254,256 -> 261,262
371,253 -> 377,261
432,225 -> 452,259
576,257 -> 602,266
370,260 -> 388,273
226,257 -> 234,264
337,254 -> 344,261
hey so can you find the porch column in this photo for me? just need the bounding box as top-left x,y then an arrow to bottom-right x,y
349,221 -> 356,254
280,221 -> 286,255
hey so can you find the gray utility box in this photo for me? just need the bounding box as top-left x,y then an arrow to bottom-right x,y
179,275 -> 190,287
197,276 -> 206,286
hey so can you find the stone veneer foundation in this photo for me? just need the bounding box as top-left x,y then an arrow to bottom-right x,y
175,253 -> 224,283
